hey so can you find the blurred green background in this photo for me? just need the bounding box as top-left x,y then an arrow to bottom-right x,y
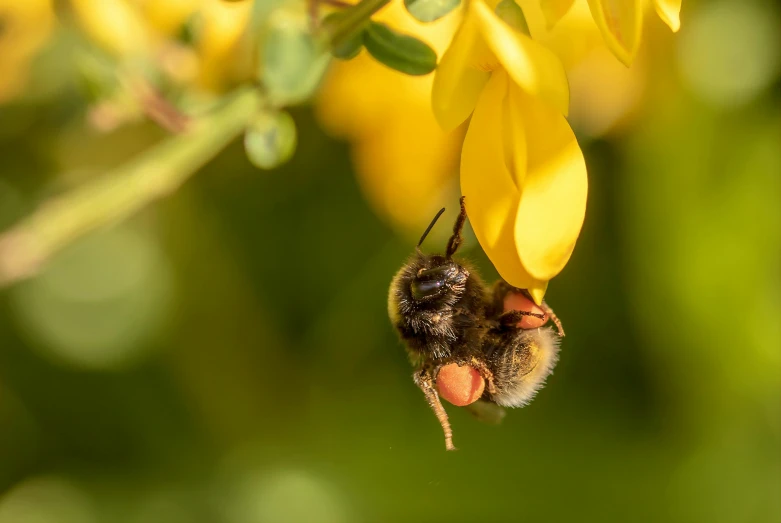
0,0 -> 779,522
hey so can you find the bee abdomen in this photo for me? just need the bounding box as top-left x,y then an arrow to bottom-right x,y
486,327 -> 560,408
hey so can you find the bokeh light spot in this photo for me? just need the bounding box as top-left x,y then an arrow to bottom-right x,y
677,0 -> 781,107
224,469 -> 350,523
0,475 -> 97,523
10,223 -> 174,370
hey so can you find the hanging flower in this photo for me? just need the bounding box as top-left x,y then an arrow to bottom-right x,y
432,0 -> 587,304
0,0 -> 55,103
541,0 -> 682,66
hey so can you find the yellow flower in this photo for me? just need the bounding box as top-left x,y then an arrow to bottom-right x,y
316,1 -> 463,233
70,0 -> 252,91
70,0 -> 152,57
194,0 -> 254,91
433,0 -> 587,304
0,0 -> 55,103
541,0 -> 681,66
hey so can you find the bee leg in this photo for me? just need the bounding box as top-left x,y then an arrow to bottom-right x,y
445,196 -> 468,258
491,281 -> 562,334
489,280 -> 521,318
413,369 -> 456,451
541,302 -> 565,337
468,356 -> 498,395
491,280 -> 549,313
497,309 -> 545,328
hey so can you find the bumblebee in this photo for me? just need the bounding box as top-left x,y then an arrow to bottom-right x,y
388,197 -> 564,450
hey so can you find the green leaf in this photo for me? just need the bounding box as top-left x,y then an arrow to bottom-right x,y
363,22 -> 437,76
495,0 -> 530,35
322,12 -> 365,60
333,31 -> 364,60
244,110 -> 298,170
404,0 -> 460,23
260,11 -> 331,105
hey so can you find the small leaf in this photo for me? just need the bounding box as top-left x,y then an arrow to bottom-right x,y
404,0 -> 460,23
244,110 -> 297,170
333,32 -> 364,59
261,10 -> 330,105
363,22 -> 437,76
495,0 -> 530,35
322,12 -> 365,60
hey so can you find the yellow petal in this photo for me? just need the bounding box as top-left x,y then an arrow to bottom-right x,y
71,0 -> 150,56
140,0 -> 201,36
198,0 -> 254,90
503,76 -> 528,189
471,0 -> 570,115
511,84 -> 587,281
432,12 -> 492,130
655,0 -> 681,32
586,0 -> 643,66
540,0 -> 576,29
460,71 -> 544,292
526,280 -> 548,306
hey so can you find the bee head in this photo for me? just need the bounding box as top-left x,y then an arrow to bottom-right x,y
388,203 -> 473,321
410,255 -> 469,303
409,204 -> 470,304
388,200 -> 481,361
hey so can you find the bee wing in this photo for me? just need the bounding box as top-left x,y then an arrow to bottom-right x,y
463,399 -> 506,425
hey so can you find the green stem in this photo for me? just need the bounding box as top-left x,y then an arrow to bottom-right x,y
0,88 -> 261,287
327,0 -> 391,48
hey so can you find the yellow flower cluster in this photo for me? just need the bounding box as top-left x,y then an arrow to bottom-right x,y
70,0 -> 253,91
0,0 -> 256,106
320,0 -> 682,303
317,3 -> 462,232
433,0 -> 585,303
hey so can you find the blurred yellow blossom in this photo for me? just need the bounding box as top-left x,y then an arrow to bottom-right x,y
318,0 -> 678,304
654,0 -> 681,32
195,0 -> 254,91
542,0 -> 681,65
530,1 -> 647,136
0,0 -> 55,103
432,0 -> 586,304
138,0 -> 206,35
70,0 -> 153,57
317,1 -> 463,232
70,0 -> 253,91
453,1 -> 650,137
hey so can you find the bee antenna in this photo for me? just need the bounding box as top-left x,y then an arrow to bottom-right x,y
418,207 -> 446,248
446,196 -> 467,259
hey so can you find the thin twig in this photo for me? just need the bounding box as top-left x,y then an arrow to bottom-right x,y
130,79 -> 191,134
0,88 -> 261,287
